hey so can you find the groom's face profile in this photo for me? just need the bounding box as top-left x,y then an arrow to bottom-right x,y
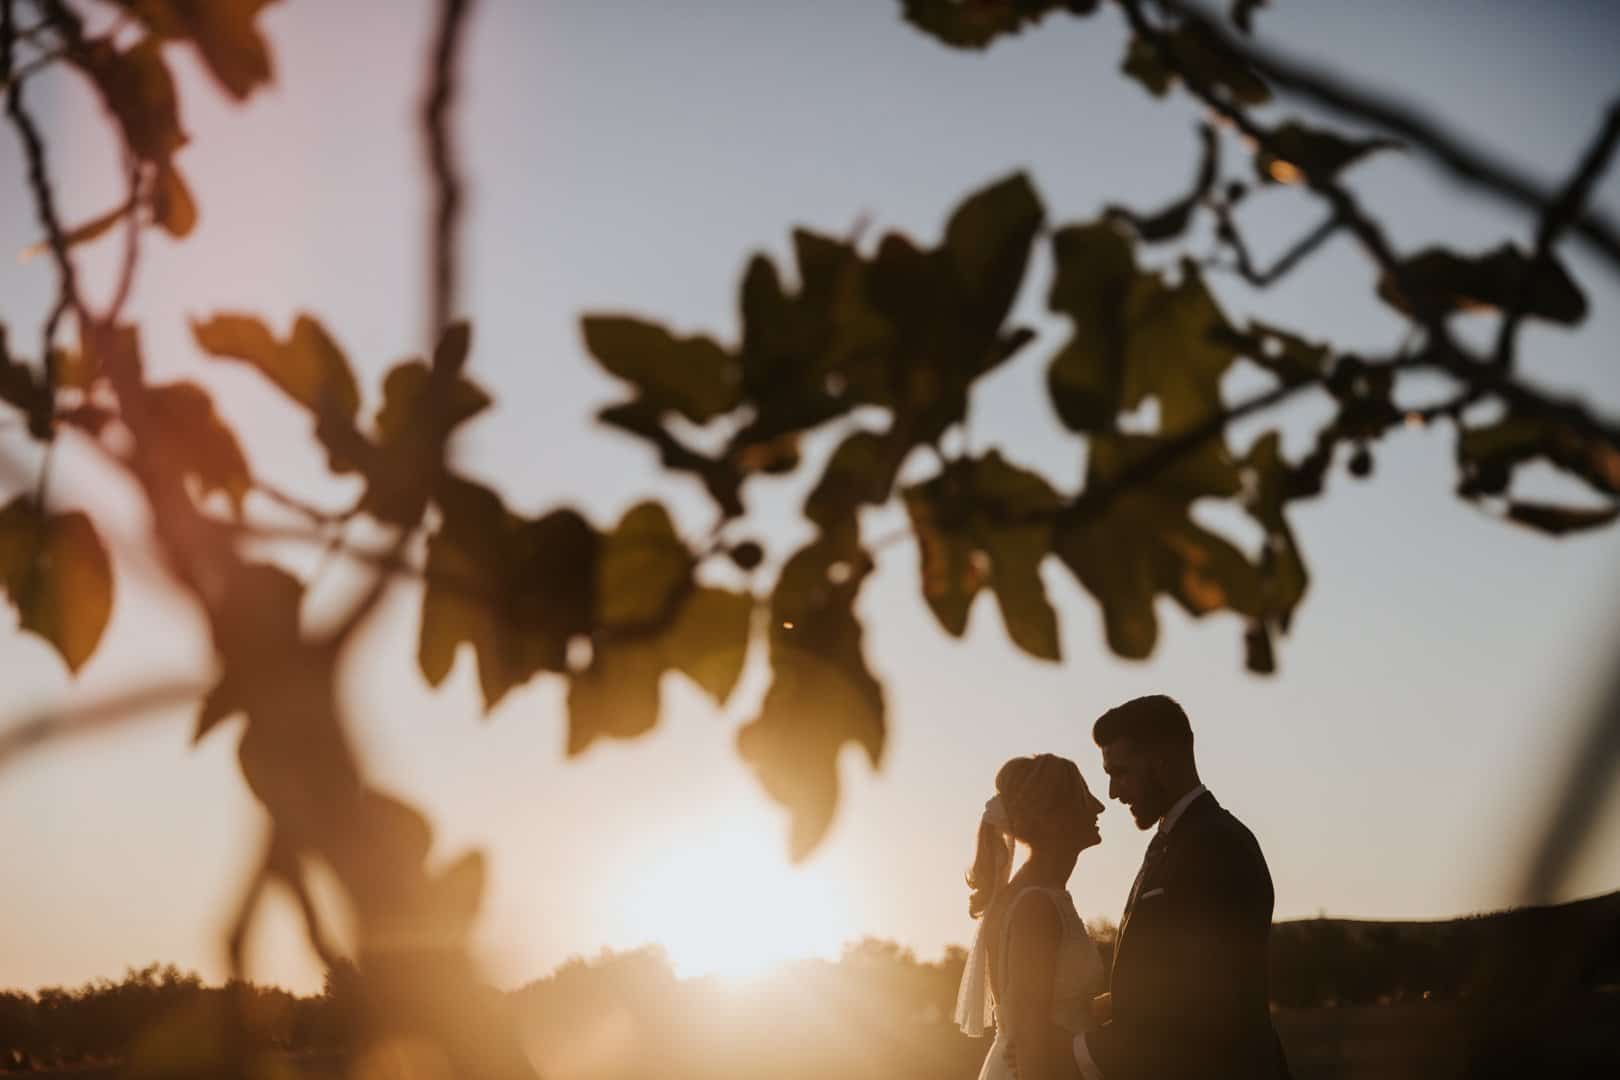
1100,737 -> 1172,829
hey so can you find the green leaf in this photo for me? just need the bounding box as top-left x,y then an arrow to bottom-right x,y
1048,226 -> 1239,435
1121,35 -> 1173,97
1457,413 -> 1620,498
419,476 -> 597,710
362,356 -> 492,524
804,430 -> 903,529
0,327 -> 51,431
1058,434 -> 1262,660
582,315 -> 740,424
1504,501 -> 1620,537
596,502 -> 692,630
566,634 -> 665,752
904,452 -> 1063,661
151,161 -> 197,237
944,172 -> 1044,330
374,359 -> 490,445
1238,320 -> 1332,387
662,586 -> 754,703
1119,263 -> 1240,433
1377,245 -> 1588,325
737,530 -> 883,860
598,399 -> 745,518
75,36 -> 186,164
192,312 -> 361,421
1258,121 -> 1399,185
901,0 -> 1097,50
1169,21 -> 1270,105
567,585 -> 753,756
145,382 -> 252,510
193,563 -> 304,744
0,499 -> 114,674
118,0 -> 280,101
1045,222 -> 1135,432
1121,23 -> 1270,106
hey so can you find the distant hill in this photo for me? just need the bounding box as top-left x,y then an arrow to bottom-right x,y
1269,888 -> 1620,1006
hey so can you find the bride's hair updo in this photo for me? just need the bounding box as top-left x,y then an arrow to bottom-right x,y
965,754 -> 1084,918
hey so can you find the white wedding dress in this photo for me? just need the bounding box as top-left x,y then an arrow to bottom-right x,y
963,885 -> 1104,1080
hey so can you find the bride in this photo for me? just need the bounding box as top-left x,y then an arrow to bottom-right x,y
956,754 -> 1106,1080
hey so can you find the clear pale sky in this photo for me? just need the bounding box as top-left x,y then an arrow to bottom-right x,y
3,1 -> 1619,994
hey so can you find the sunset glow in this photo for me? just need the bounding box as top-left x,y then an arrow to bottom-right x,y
616,820 -> 855,981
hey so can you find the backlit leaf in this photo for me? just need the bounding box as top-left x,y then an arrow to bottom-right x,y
1377,245 -> 1588,325
1457,412 -> 1620,498
75,36 -> 186,164
737,529 -> 883,859
1121,23 -> 1269,106
145,381 -> 252,510
904,452 -> 1063,660
192,312 -> 361,420
595,501 -> 691,630
1058,433 -> 1263,660
944,172 -> 1044,331
363,347 -> 491,524
805,429 -> 904,529
0,499 -> 114,673
1504,501 -> 1620,537
1046,221 -> 1137,432
567,584 -> 752,755
152,161 -> 197,236
582,315 -> 740,424
419,476 -> 597,710
117,0 -> 281,100
1258,121 -> 1399,185
901,0 -> 1097,50
1048,225 -> 1239,435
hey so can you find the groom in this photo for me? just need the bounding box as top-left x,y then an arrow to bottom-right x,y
1022,694 -> 1291,1080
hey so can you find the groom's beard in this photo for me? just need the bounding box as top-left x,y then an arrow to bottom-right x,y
1128,780 -> 1172,829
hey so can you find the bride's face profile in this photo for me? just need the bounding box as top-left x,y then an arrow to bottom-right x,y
1065,781 -> 1106,853
1022,776 -> 1105,855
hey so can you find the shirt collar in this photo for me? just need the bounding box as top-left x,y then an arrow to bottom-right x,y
1157,784 -> 1208,836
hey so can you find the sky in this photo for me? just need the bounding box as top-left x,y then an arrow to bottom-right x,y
3,0 -> 1620,995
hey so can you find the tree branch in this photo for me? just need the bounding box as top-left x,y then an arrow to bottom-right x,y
1165,0 -> 1620,279
423,0 -> 474,345
1491,101 -> 1620,373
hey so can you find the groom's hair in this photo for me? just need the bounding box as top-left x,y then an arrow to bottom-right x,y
1093,694 -> 1193,747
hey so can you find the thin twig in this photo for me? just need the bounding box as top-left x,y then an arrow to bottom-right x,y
1491,101 -> 1620,373
1212,205 -> 1342,287
102,158 -> 145,323
0,679 -> 210,777
1164,0 -> 1620,278
423,0 -> 474,345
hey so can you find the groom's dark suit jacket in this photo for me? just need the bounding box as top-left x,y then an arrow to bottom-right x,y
1088,791 -> 1290,1080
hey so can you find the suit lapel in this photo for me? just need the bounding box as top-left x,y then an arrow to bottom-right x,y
1111,791 -> 1219,980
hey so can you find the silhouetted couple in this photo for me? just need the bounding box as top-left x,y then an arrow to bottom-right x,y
955,695 -> 1291,1080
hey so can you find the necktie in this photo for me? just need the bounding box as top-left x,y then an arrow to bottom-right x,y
1124,831 -> 1169,920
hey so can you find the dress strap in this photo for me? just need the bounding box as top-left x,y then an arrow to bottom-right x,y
995,886 -> 1064,1000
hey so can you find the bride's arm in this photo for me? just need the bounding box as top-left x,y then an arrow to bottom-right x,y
1003,894 -> 1066,1080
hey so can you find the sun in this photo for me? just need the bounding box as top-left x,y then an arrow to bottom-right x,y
617,817 -> 854,981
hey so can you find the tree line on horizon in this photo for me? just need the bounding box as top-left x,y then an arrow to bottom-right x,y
6,892 -> 1616,1076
